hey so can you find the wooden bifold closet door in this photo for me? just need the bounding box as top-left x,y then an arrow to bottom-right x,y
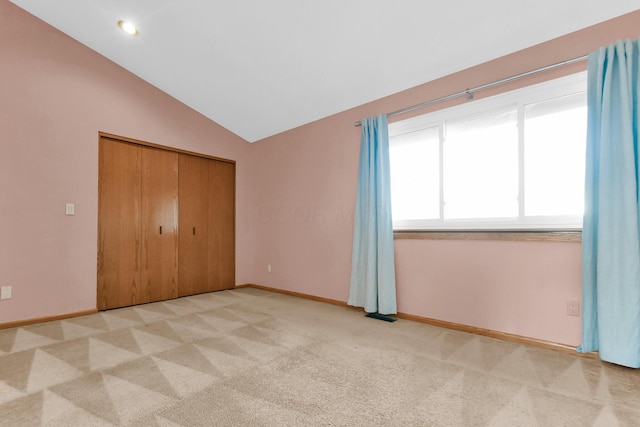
98,137 -> 179,310
178,154 -> 236,297
141,148 -> 179,303
97,139 -> 142,310
177,154 -> 210,296
97,134 -> 234,310
207,159 -> 235,291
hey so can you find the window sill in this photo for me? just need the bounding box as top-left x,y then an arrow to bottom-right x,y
393,230 -> 581,242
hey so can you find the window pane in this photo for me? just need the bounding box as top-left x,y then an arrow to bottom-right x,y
524,93 -> 586,216
444,109 -> 518,219
388,72 -> 587,230
390,127 -> 440,220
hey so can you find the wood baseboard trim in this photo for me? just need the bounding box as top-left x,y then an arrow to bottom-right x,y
394,312 -> 598,359
235,284 -> 349,308
0,308 -> 99,330
236,283 -> 598,359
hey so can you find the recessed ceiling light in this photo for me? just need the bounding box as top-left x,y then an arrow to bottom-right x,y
117,20 -> 139,36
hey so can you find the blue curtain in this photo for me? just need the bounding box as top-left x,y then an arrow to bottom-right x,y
580,38 -> 640,367
348,115 -> 397,315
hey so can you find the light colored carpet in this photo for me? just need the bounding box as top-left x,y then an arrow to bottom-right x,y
1,287 -> 639,426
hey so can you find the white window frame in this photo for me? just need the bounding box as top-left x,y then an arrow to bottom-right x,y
389,71 -> 587,231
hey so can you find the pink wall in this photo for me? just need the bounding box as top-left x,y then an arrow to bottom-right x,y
2,0 -> 639,347
394,240 -> 581,345
0,0 -> 252,323
249,11 -> 640,346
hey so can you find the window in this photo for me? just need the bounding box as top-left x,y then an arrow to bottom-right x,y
389,72 -> 587,230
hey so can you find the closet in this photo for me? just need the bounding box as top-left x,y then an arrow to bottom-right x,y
97,134 -> 235,310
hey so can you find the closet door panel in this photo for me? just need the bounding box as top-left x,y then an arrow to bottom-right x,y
208,160 -> 235,291
178,154 -> 210,296
141,147 -> 179,303
97,138 -> 142,310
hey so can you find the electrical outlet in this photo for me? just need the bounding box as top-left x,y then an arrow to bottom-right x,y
267,264 -> 272,273
1,286 -> 12,300
567,300 -> 580,317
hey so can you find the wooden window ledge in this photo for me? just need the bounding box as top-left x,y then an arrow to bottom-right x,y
394,231 -> 581,242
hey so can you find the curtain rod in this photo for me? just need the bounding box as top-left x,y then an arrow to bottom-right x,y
354,54 -> 589,127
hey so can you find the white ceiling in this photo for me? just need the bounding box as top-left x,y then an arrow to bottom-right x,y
8,1 -> 640,142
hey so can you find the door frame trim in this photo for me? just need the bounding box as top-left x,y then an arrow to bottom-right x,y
99,132 -> 236,164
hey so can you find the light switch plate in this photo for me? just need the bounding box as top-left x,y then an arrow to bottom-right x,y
65,203 -> 75,216
1,286 -> 11,300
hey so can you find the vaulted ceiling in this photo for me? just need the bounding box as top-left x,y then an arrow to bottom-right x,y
8,1 -> 640,142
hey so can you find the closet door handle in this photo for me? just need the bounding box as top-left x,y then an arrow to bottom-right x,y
159,226 -> 163,235
193,227 -> 196,235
